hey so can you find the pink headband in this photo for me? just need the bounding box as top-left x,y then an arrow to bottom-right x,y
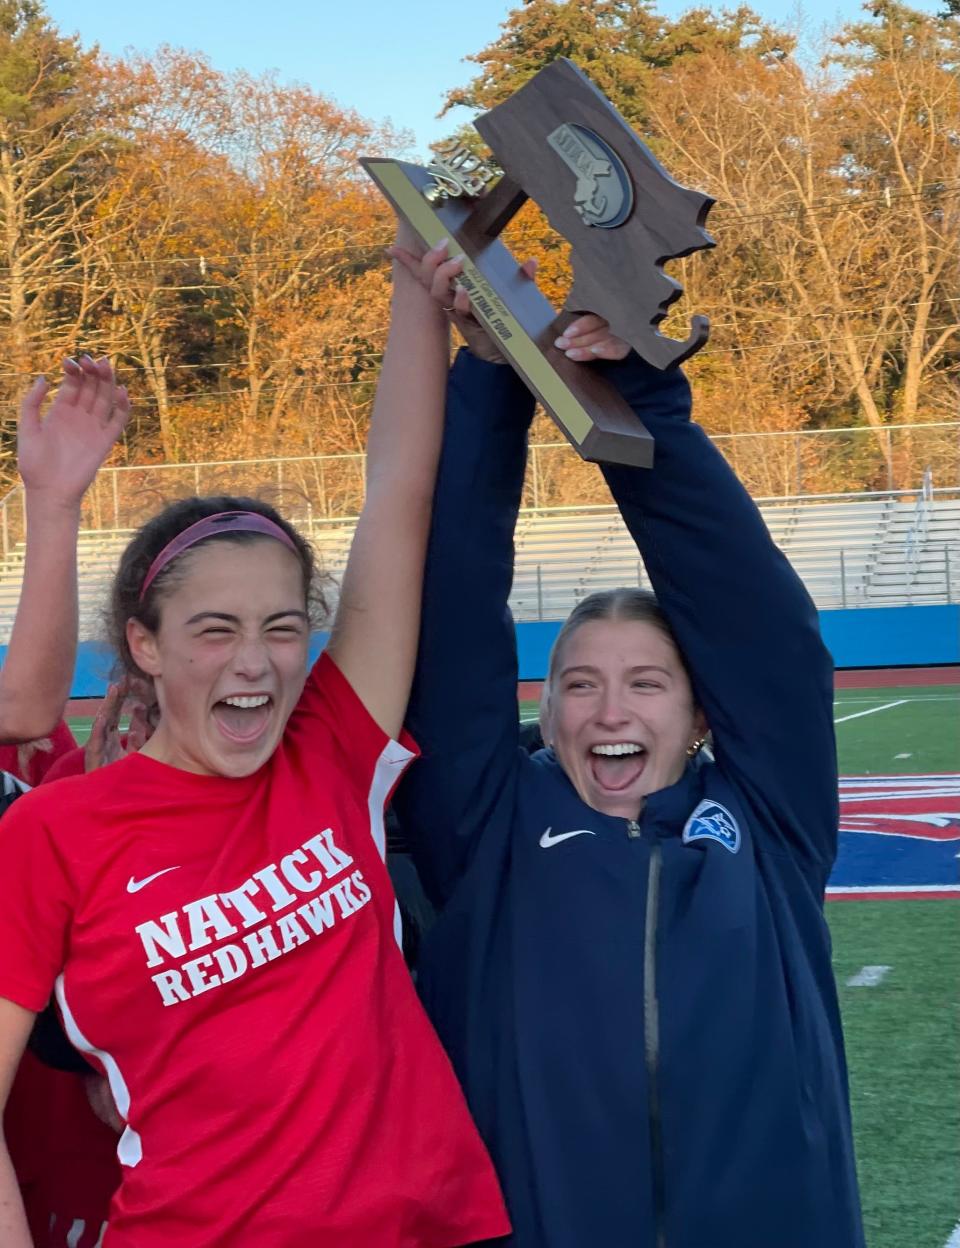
139,511 -> 299,603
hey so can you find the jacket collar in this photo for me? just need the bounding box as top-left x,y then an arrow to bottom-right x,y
537,747 -> 710,837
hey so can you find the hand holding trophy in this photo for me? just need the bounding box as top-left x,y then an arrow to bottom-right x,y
363,58 -> 715,467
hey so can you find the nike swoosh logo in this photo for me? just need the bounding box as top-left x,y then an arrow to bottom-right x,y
539,827 -> 597,849
127,866 -> 181,894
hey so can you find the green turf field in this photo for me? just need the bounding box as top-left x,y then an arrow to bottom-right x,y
831,682 -> 959,1247
69,682 -> 960,1246
520,683 -> 960,773
68,718 -> 93,744
832,901 -> 959,1247
521,682 -> 960,1247
832,685 -> 960,776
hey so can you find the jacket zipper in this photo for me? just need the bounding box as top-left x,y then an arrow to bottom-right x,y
642,834 -> 667,1248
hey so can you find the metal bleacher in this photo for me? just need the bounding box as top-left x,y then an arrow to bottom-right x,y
506,494 -> 959,620
0,492 -> 956,643
865,495 -> 960,605
0,518 -> 361,644
770,498 -> 895,609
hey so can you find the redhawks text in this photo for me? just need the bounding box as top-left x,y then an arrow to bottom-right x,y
135,829 -> 372,1006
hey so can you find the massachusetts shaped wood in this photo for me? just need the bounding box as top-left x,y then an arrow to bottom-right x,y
476,58 -> 715,369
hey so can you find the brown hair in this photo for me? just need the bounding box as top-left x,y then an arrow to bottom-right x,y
107,495 -> 331,685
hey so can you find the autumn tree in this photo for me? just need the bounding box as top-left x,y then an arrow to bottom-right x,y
0,1 -> 112,387
86,48 -> 233,460
443,0 -> 791,130
442,0 -> 803,488
829,3 -> 960,433
645,2 -> 959,487
84,51 -> 400,464
207,74 -> 401,449
0,0 -> 952,499
642,49 -> 884,486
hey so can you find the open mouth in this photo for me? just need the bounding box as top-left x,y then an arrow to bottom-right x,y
211,694 -> 273,744
589,742 -> 647,792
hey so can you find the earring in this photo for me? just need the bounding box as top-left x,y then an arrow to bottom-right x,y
686,737 -> 706,758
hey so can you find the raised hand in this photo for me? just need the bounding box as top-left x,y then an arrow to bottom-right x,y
84,678 -> 153,773
388,235 -> 529,364
446,257 -> 542,365
18,355 -> 131,506
388,235 -> 465,311
388,234 -> 629,367
554,313 -> 630,362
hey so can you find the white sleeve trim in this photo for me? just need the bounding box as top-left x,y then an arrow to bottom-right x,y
54,973 -> 143,1168
366,738 -> 415,950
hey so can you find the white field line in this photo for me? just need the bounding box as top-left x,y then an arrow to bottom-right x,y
835,694 -> 959,705
828,884 -> 960,894
943,1220 -> 960,1248
834,700 -> 908,724
845,965 -> 892,987
839,775 -> 960,788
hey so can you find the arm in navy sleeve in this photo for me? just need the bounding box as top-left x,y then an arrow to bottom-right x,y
599,354 -> 838,871
393,349 -> 536,909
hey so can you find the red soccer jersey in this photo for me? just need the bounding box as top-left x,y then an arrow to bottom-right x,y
0,654 -> 509,1247
0,719 -> 76,787
5,1050 -> 119,1247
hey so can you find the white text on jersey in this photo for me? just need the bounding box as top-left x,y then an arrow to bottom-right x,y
134,828 -> 371,1006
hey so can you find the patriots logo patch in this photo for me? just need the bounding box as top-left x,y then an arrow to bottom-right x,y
682,800 -> 741,854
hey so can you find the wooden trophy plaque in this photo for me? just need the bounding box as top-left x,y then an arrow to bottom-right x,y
362,58 -> 715,468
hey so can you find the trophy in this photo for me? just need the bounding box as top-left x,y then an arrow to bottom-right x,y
362,58 -> 715,467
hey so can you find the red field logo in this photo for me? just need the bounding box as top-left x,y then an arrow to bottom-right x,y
839,774 -> 960,839
830,774 -> 960,900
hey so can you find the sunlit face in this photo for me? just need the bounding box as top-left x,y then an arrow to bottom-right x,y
127,539 -> 310,778
541,617 -> 707,820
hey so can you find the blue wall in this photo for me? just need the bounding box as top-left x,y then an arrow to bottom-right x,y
514,605 -> 959,681
15,604 -> 956,699
818,605 -> 959,671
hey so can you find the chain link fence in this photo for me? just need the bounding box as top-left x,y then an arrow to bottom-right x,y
0,421 -> 956,558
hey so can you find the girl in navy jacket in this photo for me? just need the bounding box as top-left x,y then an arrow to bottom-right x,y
393,277 -> 865,1248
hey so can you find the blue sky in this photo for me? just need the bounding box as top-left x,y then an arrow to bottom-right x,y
48,0 -> 945,157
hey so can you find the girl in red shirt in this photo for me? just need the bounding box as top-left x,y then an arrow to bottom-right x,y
0,231 -> 509,1247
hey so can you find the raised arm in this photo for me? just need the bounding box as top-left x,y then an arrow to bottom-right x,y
324,233 -> 456,740
0,358 -> 130,743
393,349 -> 536,907
0,1000 -> 36,1247
591,343 -> 837,869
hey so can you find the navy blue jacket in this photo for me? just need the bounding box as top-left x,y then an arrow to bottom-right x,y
395,349 -> 865,1248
